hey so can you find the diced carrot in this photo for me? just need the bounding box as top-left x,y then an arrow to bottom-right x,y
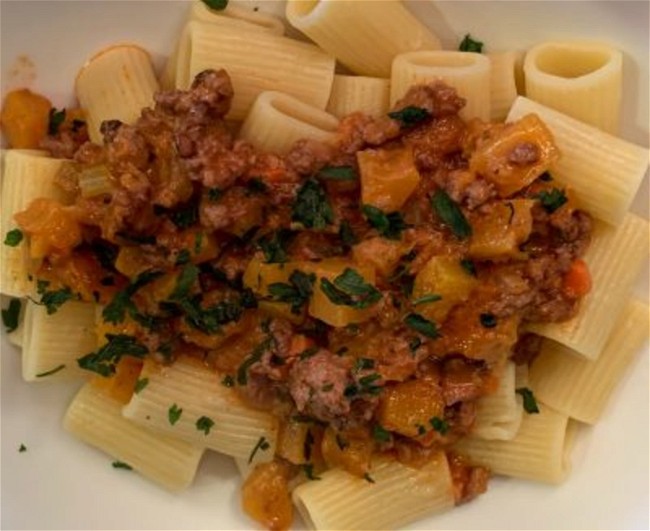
562,259 -> 592,298
0,89 -> 52,148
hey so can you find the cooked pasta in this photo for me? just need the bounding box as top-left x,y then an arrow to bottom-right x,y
524,41 -> 623,134
529,300 -> 648,424
239,91 -> 339,155
391,51 -> 491,120
64,383 -> 204,491
285,0 -> 441,77
76,45 -> 159,144
327,75 -> 391,119
506,97 -> 648,225
173,21 -> 335,119
488,51 -> 519,121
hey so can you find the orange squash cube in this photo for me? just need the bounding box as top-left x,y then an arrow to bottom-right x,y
0,89 -> 52,148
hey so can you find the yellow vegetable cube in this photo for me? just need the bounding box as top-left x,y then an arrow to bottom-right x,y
358,146 -> 421,211
469,113 -> 559,197
305,259 -> 378,327
412,256 -> 478,323
243,257 -> 302,296
468,199 -> 535,260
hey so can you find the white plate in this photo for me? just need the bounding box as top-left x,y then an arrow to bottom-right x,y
1,1 -> 648,530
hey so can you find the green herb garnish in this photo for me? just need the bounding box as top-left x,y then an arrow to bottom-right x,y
460,258 -> 477,277
412,294 -> 442,306
372,424 -> 392,443
112,461 -> 133,470
362,205 -> 406,240
459,34 -> 484,53
404,313 -> 439,339
292,178 -> 334,229
320,268 -> 381,309
102,270 -> 163,324
48,108 -> 66,135
4,228 -> 23,247
480,313 -> 497,328
196,416 -> 215,435
77,334 -> 148,377
2,298 -> 21,333
430,416 -> 449,435
257,230 -> 291,264
134,377 -> 149,394
248,436 -> 271,463
18,444 -> 27,453
35,364 -> 66,378
431,189 -> 472,239
168,403 -> 183,425
201,0 -> 228,10
267,270 -> 316,314
316,165 -> 357,181
516,387 -> 540,414
388,106 -> 432,128
536,188 -> 568,214
302,463 -> 321,480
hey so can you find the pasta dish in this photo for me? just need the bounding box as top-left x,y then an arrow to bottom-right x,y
1,1 -> 648,530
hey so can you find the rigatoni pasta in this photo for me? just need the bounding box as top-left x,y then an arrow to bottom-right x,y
524,41 -> 622,134
327,75 -> 390,119
285,0 -> 441,77
64,383 -> 204,492
529,300 -> 648,424
239,91 -> 339,155
76,45 -> 159,144
488,51 -> 519,121
391,51 -> 491,120
506,97 -> 648,226
173,21 -> 335,120
122,356 -> 279,463
527,214 -> 648,360
292,454 -> 455,530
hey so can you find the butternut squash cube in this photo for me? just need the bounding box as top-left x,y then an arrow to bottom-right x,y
412,256 -> 478,323
377,378 -> 445,438
358,146 -> 421,211
305,258 -> 377,327
243,257 -> 302,296
321,426 -> 373,477
468,199 -> 534,260
242,461 -> 294,531
0,89 -> 52,148
470,113 -> 559,197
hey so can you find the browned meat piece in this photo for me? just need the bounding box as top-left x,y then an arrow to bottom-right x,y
154,68 -> 234,120
441,357 -> 486,406
511,333 -> 543,365
199,186 -> 265,235
393,82 -> 466,119
447,451 -> 490,504
288,350 -> 353,423
403,115 -> 466,171
74,141 -> 105,165
508,141 -> 540,165
285,138 -> 334,175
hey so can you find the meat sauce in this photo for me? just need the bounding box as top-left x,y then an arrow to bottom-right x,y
13,69 -> 592,529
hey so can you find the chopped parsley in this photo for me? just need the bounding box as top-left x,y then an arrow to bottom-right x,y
539,171 -> 553,182
459,34 -> 484,53
292,178 -> 334,229
4,228 -> 23,247
431,189 -> 472,239
168,403 -> 183,425
320,268 -> 381,309
412,294 -> 442,306
354,358 -> 375,371
302,463 -> 321,480
408,336 -> 422,354
316,165 -> 357,181
362,205 -> 406,240
237,337 -> 272,385
339,220 -> 358,247
372,424 -> 392,443
303,429 -> 315,461
179,296 -> 243,334
207,187 -> 223,201
388,106 -> 432,128
480,313 -> 497,328
346,373 -> 382,398
404,313 -> 439,339
430,416 -> 449,435
175,249 -> 191,266
363,473 -> 376,484
169,264 -> 199,301
335,433 -> 349,450
18,444 -> 27,453
536,188 -> 568,214
112,461 -> 133,470
248,436 -> 271,463
267,270 -> 316,314
516,387 -> 540,414
460,258 -> 477,277
257,230 -> 292,263
169,200 -> 199,229
35,364 -> 66,378
221,375 -> 235,387
201,0 -> 228,10
196,416 -> 215,435
2,298 -> 21,333
77,334 -> 148,377
134,377 -> 149,394
35,280 -> 75,315
102,270 -> 163,324
48,107 -> 66,135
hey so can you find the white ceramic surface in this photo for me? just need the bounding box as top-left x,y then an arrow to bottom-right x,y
1,1 -> 648,530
